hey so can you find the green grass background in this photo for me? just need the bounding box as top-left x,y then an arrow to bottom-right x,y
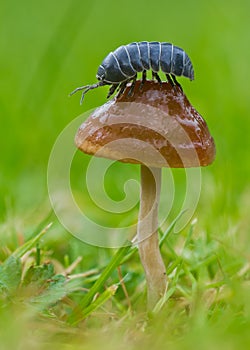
1,0 -> 250,348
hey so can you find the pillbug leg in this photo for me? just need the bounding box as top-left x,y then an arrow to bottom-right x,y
117,81 -> 128,98
166,74 -> 174,87
107,84 -> 119,98
127,74 -> 137,97
152,72 -> 162,85
80,91 -> 86,105
171,74 -> 183,91
69,81 -> 106,105
139,70 -> 147,90
69,85 -> 89,96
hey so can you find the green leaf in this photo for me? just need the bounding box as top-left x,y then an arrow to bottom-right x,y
22,263 -> 55,289
0,255 -> 22,293
29,275 -> 82,310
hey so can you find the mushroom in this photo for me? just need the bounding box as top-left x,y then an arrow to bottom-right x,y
75,81 -> 215,308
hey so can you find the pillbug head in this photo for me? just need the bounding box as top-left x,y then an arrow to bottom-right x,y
96,65 -> 106,81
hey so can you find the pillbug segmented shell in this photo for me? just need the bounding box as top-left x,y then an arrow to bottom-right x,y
70,41 -> 194,104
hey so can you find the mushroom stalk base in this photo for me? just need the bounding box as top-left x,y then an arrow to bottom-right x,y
137,165 -> 167,309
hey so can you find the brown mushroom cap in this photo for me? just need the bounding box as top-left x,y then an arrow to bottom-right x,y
75,81 -> 215,168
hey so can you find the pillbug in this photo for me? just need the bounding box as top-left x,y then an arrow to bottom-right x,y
70,41 -> 194,104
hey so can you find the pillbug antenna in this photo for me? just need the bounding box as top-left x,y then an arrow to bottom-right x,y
69,81 -> 106,104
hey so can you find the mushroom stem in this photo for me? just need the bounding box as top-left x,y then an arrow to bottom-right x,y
137,165 -> 167,309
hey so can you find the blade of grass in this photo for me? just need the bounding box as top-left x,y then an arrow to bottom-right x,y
153,260 -> 184,314
159,210 -> 187,248
27,210 -> 55,239
12,223 -> 52,259
166,256 -> 183,275
120,211 -> 186,265
71,285 -> 118,325
152,286 -> 176,314
68,242 -> 131,324
182,219 -> 196,250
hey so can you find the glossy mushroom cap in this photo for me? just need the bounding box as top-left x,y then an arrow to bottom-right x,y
75,81 -> 215,168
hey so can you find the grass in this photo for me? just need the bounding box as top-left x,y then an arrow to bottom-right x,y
1,0 -> 250,348
1,208 -> 250,349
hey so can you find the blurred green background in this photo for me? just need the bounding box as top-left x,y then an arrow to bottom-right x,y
0,0 -> 248,230
1,0 -> 250,348
1,0 -> 250,236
